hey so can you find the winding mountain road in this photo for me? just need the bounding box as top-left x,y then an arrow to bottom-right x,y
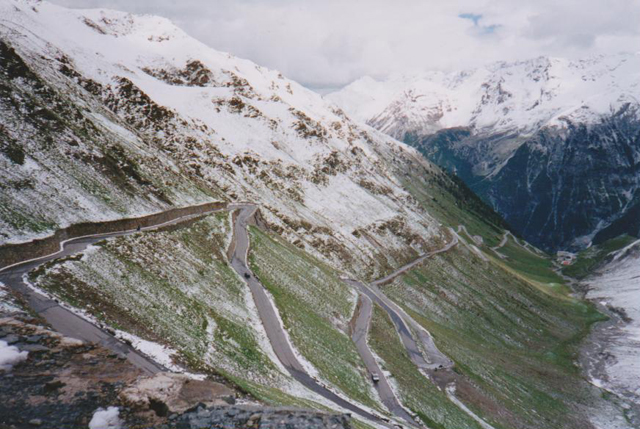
345,233 -> 457,372
228,204 -> 391,424
337,232 -> 461,425
344,229 -> 504,429
490,230 -> 545,258
0,209 -> 225,375
0,203 -> 392,425
372,234 -> 458,288
0,202 -> 470,427
455,226 -> 489,261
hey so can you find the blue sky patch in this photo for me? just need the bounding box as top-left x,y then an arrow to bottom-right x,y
459,13 -> 483,26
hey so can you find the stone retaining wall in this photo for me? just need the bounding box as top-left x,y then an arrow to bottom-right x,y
0,202 -> 227,269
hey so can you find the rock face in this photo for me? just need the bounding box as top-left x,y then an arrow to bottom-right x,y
0,310 -> 149,429
158,405 -> 352,429
329,54 -> 640,251
0,287 -> 241,428
411,110 -> 640,250
0,291 -> 351,429
120,372 -> 236,415
486,113 -> 640,250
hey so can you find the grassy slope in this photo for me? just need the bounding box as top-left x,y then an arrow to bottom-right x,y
383,243 -> 606,429
359,150 -> 612,428
29,212 -> 384,423
368,304 -> 482,429
395,162 -> 508,249
30,213 -> 288,392
563,234 -> 637,279
496,236 -> 566,286
247,226 -> 383,413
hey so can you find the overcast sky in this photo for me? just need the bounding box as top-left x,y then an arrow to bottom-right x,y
50,0 -> 640,92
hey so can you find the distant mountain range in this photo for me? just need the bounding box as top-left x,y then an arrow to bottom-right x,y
329,54 -> 640,250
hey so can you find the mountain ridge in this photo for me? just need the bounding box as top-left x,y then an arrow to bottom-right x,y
329,52 -> 640,142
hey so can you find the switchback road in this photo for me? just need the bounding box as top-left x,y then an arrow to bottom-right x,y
227,204 -> 385,424
0,202 -> 465,427
350,292 -> 417,425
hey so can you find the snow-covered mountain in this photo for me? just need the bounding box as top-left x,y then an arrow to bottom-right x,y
329,55 -> 640,251
329,54 -> 640,141
0,0 -> 458,277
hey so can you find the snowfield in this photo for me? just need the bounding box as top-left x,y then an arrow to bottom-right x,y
583,241 -> 640,412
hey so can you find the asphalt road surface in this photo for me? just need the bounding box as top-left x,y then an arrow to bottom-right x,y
351,293 -> 417,425
1,203 -> 390,425
343,232 -> 457,384
371,234 -> 458,287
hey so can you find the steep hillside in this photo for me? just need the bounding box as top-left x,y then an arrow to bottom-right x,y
328,54 -> 640,251
0,0 -> 444,279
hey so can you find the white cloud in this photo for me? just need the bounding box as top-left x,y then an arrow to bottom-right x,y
49,0 -> 640,91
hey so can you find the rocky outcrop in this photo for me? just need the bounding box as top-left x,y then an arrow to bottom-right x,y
0,310 -> 149,428
0,292 -> 352,429
484,111 -> 640,250
120,373 -> 236,416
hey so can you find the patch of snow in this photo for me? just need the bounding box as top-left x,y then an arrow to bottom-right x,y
0,340 -> 28,371
88,406 -> 121,429
59,336 -> 84,347
112,330 -> 205,380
